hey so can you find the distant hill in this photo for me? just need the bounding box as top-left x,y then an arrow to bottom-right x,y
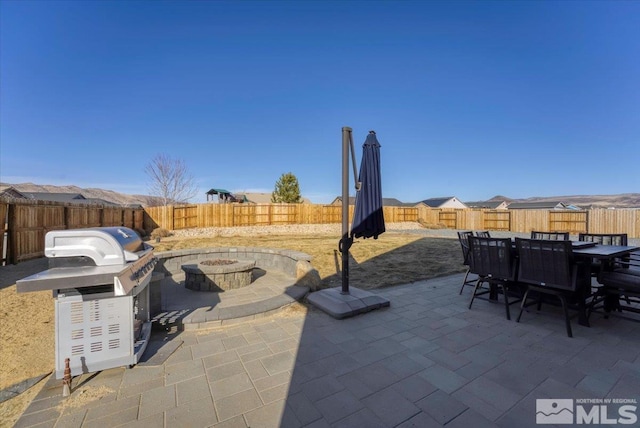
488,193 -> 640,209
3,182 -> 639,209
0,182 -> 163,207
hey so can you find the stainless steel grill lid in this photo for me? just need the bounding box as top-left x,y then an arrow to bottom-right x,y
17,227 -> 155,294
45,227 -> 148,266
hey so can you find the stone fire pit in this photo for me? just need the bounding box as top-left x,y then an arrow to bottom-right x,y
181,259 -> 256,292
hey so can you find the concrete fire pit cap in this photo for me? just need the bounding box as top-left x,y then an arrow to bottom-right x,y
181,259 -> 256,275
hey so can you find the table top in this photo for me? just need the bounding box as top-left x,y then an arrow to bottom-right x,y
572,245 -> 640,259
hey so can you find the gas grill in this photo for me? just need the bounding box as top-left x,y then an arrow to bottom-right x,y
17,227 -> 157,379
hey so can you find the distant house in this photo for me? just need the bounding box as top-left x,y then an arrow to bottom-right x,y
414,197 -> 468,209
507,201 -> 580,210
330,196 -> 411,207
465,200 -> 509,210
19,192 -> 119,206
243,192 -> 311,204
0,185 -> 28,199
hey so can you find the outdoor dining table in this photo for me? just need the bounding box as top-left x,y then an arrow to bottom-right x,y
572,244 -> 640,316
493,241 -> 640,327
571,244 -> 640,325
571,244 -> 640,262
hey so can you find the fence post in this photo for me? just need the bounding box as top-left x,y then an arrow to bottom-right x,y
8,203 -> 17,264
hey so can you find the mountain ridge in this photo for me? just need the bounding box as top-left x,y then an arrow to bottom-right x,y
2,182 -> 639,208
1,182 -> 161,207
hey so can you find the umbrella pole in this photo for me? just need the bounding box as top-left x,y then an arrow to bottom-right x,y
341,126 -> 354,294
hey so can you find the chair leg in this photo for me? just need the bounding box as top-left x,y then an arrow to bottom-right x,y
558,295 -> 573,338
502,285 -> 511,320
468,278 -> 482,309
517,289 -> 530,323
459,267 -> 470,295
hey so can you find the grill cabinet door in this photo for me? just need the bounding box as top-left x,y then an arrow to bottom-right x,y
55,294 -> 133,378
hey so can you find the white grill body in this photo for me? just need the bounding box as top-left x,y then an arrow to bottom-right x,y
17,227 -> 156,379
56,294 -> 134,377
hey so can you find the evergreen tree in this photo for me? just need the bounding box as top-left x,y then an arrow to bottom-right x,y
271,172 -> 302,203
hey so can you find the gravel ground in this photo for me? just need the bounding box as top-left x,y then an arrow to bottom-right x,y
170,222 -> 640,246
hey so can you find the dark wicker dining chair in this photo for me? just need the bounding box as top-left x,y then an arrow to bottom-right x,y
457,231 -> 475,294
597,270 -> 640,317
578,233 -> 628,246
475,231 -> 491,238
515,238 -> 591,337
530,231 -> 570,240
467,236 -> 522,320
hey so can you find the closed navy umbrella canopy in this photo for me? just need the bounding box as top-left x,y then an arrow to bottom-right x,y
351,131 -> 385,240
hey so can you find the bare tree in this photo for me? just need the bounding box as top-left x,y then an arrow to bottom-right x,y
145,154 -> 198,206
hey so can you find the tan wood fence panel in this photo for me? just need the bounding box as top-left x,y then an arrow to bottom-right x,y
102,207 -> 125,227
144,205 -> 170,231
10,204 -> 66,262
458,209 -> 484,231
383,206 -> 418,223
484,210 -> 511,231
549,211 -> 588,234
66,206 -> 102,229
172,205 -> 198,229
439,210 -> 458,229
588,209 -> 639,236
510,210 -> 548,233
415,206 -> 440,226
233,205 -> 260,226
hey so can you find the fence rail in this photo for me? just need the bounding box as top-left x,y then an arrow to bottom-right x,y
3,199 -> 639,264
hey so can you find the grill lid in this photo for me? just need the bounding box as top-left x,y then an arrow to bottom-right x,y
45,227 -> 148,266
17,227 -> 156,294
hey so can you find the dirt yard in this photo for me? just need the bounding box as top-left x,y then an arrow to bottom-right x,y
0,224 -> 464,425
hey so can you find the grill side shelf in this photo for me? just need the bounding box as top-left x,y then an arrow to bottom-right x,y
16,265 -> 124,293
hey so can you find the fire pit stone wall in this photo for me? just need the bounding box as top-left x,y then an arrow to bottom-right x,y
150,247 -> 321,313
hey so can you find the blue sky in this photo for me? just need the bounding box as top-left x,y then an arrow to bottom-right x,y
1,1 -> 638,204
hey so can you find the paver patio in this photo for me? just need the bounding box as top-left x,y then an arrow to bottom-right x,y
14,273 -> 640,427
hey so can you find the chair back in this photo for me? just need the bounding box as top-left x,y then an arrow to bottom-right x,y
578,233 -> 628,246
457,231 -> 473,265
530,231 -> 570,241
475,231 -> 491,238
468,236 -> 516,281
515,238 -> 576,291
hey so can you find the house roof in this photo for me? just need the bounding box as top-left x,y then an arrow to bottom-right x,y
465,200 -> 507,209
19,192 -> 119,206
22,192 -> 86,202
0,186 -> 28,199
507,201 -> 567,209
331,196 -> 409,207
415,197 -> 456,208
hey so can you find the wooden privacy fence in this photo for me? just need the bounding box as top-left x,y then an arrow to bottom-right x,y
145,203 -> 639,238
3,200 -> 639,265
416,207 -> 639,238
2,200 -> 144,264
144,203 -> 420,231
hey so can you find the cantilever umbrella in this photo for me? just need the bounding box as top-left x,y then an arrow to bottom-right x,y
307,127 -> 389,318
351,131 -> 385,240
339,129 -> 386,294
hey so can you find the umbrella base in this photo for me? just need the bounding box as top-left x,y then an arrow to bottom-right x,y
306,286 -> 390,319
